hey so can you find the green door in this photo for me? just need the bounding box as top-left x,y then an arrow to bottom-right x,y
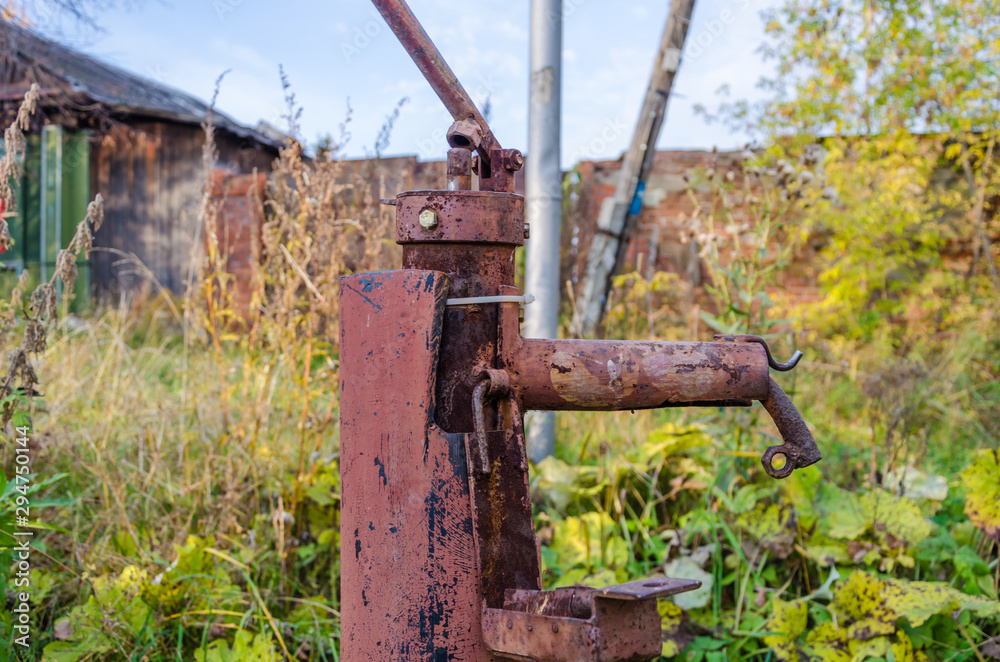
1,125 -> 91,311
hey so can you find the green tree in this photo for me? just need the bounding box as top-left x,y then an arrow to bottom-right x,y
710,0 -> 1000,341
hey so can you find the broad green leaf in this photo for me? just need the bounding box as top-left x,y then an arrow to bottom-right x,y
833,572 -> 896,638
962,450 -> 1000,543
194,630 -> 277,662
804,543 -> 851,567
882,577 -> 1000,627
43,566 -> 151,662
861,491 -> 932,546
660,600 -> 692,658
664,557 -> 713,610
737,502 -> 795,558
818,485 -> 867,541
549,512 -> 628,571
764,598 -> 808,661
11,411 -> 30,430
833,570 -> 1000,637
532,456 -> 598,512
848,636 -> 889,661
801,622 -> 850,662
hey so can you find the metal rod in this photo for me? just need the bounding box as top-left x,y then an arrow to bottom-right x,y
523,0 -> 563,463
371,0 -> 500,173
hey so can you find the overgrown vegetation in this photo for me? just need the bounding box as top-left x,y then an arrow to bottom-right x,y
0,1 -> 998,660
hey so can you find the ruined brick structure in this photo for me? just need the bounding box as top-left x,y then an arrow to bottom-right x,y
567,150 -> 822,307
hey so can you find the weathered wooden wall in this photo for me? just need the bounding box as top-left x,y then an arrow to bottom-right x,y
89,120 -> 276,297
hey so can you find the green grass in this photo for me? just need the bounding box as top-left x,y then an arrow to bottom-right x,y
0,293 -> 996,661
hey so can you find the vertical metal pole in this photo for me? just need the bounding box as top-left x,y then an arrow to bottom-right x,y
523,0 -> 562,463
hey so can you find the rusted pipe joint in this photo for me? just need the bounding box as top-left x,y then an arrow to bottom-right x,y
473,366 -> 511,399
447,119 -> 484,150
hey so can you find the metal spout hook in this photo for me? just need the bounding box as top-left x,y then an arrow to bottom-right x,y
758,376 -> 822,478
715,334 -> 803,372
767,347 -> 804,372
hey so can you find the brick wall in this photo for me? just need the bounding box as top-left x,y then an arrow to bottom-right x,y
325,151 -> 823,307
567,150 -> 823,307
209,170 -> 267,321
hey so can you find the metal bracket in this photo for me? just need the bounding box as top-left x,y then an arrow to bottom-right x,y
471,368 -> 512,474
483,578 -> 701,662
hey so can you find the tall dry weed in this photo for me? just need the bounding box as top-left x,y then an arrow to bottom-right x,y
3,72 -> 407,659
1,83 -> 104,427
179,77 -> 403,599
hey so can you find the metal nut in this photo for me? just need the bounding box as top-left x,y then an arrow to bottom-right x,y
418,208 -> 439,230
523,223 -> 530,239
447,119 -> 483,150
502,149 -> 524,171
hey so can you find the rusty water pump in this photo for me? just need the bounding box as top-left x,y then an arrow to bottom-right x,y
339,2 -> 822,660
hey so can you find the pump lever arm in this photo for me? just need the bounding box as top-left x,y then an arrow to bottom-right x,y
371,0 -> 500,176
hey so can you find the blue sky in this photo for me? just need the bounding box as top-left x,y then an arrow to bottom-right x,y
46,0 -> 781,167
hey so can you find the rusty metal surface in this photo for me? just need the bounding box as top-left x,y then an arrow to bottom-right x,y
449,120 -> 483,151
507,337 -> 770,410
448,147 -> 474,191
346,3 -> 821,660
339,270 -> 492,661
595,577 -> 702,601
483,607 -> 599,662
505,587 -> 594,619
402,243 -> 515,432
472,369 -> 512,474
487,148 -> 524,193
592,599 -> 663,661
397,190 -> 526,246
483,596 -> 662,661
370,0 -> 500,176
336,66 -> 823,655
398,190 -> 541,622
760,376 -> 823,478
464,402 -> 541,610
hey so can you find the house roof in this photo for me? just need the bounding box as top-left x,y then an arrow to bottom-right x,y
0,20 -> 283,150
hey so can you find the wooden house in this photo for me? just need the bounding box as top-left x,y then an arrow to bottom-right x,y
0,20 -> 281,303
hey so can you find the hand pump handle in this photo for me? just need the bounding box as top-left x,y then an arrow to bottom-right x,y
371,0 -> 501,176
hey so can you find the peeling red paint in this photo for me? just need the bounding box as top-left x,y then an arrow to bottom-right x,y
341,2 -> 821,658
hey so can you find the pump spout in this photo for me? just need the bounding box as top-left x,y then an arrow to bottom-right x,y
498,304 -> 821,478
758,375 -> 822,478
